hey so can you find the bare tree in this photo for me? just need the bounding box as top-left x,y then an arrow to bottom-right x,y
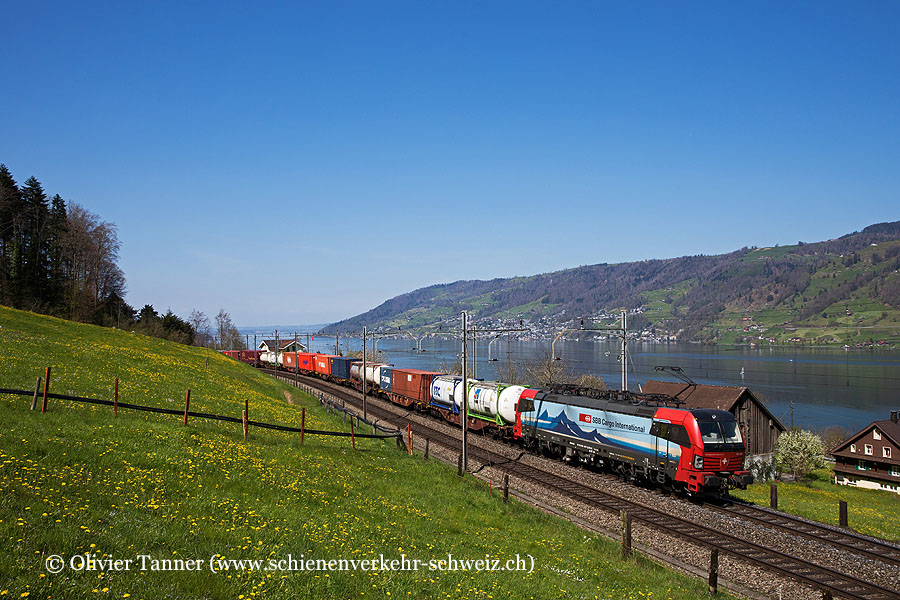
573,373 -> 608,390
437,357 -> 462,376
189,309 -> 211,347
525,347 -> 575,386
346,349 -> 389,363
63,203 -> 125,320
215,309 -> 244,350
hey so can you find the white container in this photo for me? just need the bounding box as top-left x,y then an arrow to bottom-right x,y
431,376 -> 462,407
467,381 -> 502,418
497,385 -> 527,425
365,364 -> 392,386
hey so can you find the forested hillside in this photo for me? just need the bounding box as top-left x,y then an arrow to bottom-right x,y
324,222 -> 900,345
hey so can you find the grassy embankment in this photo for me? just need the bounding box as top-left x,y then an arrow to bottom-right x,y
731,468 -> 900,542
0,306 -> 728,599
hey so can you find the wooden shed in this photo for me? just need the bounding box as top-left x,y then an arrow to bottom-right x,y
641,380 -> 786,457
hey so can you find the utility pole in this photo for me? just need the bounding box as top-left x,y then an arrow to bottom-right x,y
790,399 -> 794,430
621,311 -> 628,392
335,332 -> 339,355
473,324 -> 477,379
254,334 -> 257,367
507,331 -> 511,381
275,330 -> 279,368
362,326 -> 367,421
461,311 -> 469,472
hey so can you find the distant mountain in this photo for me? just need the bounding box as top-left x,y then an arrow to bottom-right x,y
322,221 -> 900,345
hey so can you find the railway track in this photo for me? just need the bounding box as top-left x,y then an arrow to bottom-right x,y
265,369 -> 899,599
560,460 -> 900,570
558,452 -> 900,570
714,500 -> 900,569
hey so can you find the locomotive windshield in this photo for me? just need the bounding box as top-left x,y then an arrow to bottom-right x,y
698,419 -> 743,451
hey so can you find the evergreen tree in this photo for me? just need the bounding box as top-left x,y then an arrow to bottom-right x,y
47,194 -> 68,312
93,292 -> 135,328
138,304 -> 159,322
0,164 -> 22,305
19,176 -> 50,308
161,310 -> 194,345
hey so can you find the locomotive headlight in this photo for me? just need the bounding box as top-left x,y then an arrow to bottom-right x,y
693,455 -> 704,470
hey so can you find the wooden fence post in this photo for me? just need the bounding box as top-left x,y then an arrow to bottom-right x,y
770,483 -> 778,510
114,378 -> 119,418
41,367 -> 51,413
183,389 -> 191,425
621,510 -> 632,558
457,453 -> 463,477
708,548 -> 719,595
503,474 -> 509,503
30,376 -> 41,411
424,438 -> 429,460
407,424 -> 412,456
351,418 -> 356,450
301,407 -> 305,445
242,409 -> 249,439
839,500 -> 848,528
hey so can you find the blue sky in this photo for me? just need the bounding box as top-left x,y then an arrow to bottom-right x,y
2,1 -> 898,325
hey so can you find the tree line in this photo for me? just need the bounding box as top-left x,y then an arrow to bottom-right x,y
0,163 -> 244,349
0,164 -> 123,319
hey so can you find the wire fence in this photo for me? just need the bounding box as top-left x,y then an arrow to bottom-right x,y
1,371 -> 401,446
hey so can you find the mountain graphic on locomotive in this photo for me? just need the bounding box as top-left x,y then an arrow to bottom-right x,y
225,350 -> 753,494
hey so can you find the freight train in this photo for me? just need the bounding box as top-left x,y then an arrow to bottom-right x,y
223,349 -> 752,494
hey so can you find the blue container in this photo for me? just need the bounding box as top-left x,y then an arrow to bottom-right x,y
329,357 -> 360,381
380,367 -> 392,392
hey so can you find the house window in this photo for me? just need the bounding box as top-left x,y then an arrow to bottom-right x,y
857,460 -> 868,471
851,444 -> 857,453
865,444 -> 873,455
891,466 -> 900,477
884,447 -> 892,459
873,429 -> 881,440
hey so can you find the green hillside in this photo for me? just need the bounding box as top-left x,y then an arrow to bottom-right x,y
0,306 -> 726,599
324,222 -> 900,346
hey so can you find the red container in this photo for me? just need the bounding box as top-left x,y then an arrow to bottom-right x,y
295,352 -> 316,371
390,369 -> 441,404
239,350 -> 261,363
313,354 -> 337,376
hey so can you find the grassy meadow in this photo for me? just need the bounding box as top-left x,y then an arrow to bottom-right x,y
731,468 -> 900,541
0,306 -> 728,599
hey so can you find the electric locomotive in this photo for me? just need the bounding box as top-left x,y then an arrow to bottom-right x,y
517,385 -> 752,494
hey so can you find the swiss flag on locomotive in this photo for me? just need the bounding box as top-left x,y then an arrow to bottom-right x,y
579,414 -> 592,423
